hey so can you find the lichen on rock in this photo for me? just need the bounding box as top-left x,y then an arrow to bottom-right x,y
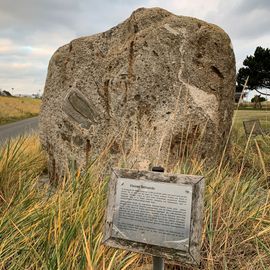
40,7 -> 236,183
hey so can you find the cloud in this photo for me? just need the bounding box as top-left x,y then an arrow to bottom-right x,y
204,0 -> 270,70
0,0 -> 149,94
147,0 -> 220,18
207,0 -> 270,40
235,0 -> 270,13
0,0 -> 269,94
0,1 -> 79,30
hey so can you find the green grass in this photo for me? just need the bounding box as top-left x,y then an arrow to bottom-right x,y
233,110 -> 270,132
231,109 -> 270,181
237,100 -> 270,111
0,111 -> 269,269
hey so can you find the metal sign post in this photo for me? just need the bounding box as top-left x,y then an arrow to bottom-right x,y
151,166 -> 165,270
153,256 -> 164,270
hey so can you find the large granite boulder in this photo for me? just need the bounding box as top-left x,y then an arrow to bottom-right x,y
40,7 -> 235,182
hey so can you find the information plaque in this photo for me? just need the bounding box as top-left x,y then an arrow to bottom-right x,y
103,168 -> 204,266
112,178 -> 192,251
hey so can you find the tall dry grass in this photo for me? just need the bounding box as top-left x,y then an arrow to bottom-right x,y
0,96 -> 41,125
0,119 -> 269,269
0,136 -> 142,270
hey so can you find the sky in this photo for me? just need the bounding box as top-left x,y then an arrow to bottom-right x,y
0,0 -> 269,97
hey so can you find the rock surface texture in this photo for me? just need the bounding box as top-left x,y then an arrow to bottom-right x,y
40,7 -> 235,181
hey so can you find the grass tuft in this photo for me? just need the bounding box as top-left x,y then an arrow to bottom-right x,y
0,112 -> 269,269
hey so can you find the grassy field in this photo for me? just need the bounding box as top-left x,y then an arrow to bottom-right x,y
233,110 -> 270,131
238,101 -> 270,111
0,96 -> 41,125
234,109 -> 270,121
0,111 -> 269,269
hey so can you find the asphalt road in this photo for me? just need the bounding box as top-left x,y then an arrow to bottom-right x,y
0,117 -> 39,145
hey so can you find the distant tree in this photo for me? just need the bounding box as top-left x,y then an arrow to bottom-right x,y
236,46 -> 270,96
0,90 -> 12,96
251,95 -> 267,103
3,90 -> 12,97
32,89 -> 42,99
251,94 -> 267,109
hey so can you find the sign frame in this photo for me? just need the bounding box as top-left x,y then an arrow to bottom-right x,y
103,168 -> 204,266
243,119 -> 263,137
